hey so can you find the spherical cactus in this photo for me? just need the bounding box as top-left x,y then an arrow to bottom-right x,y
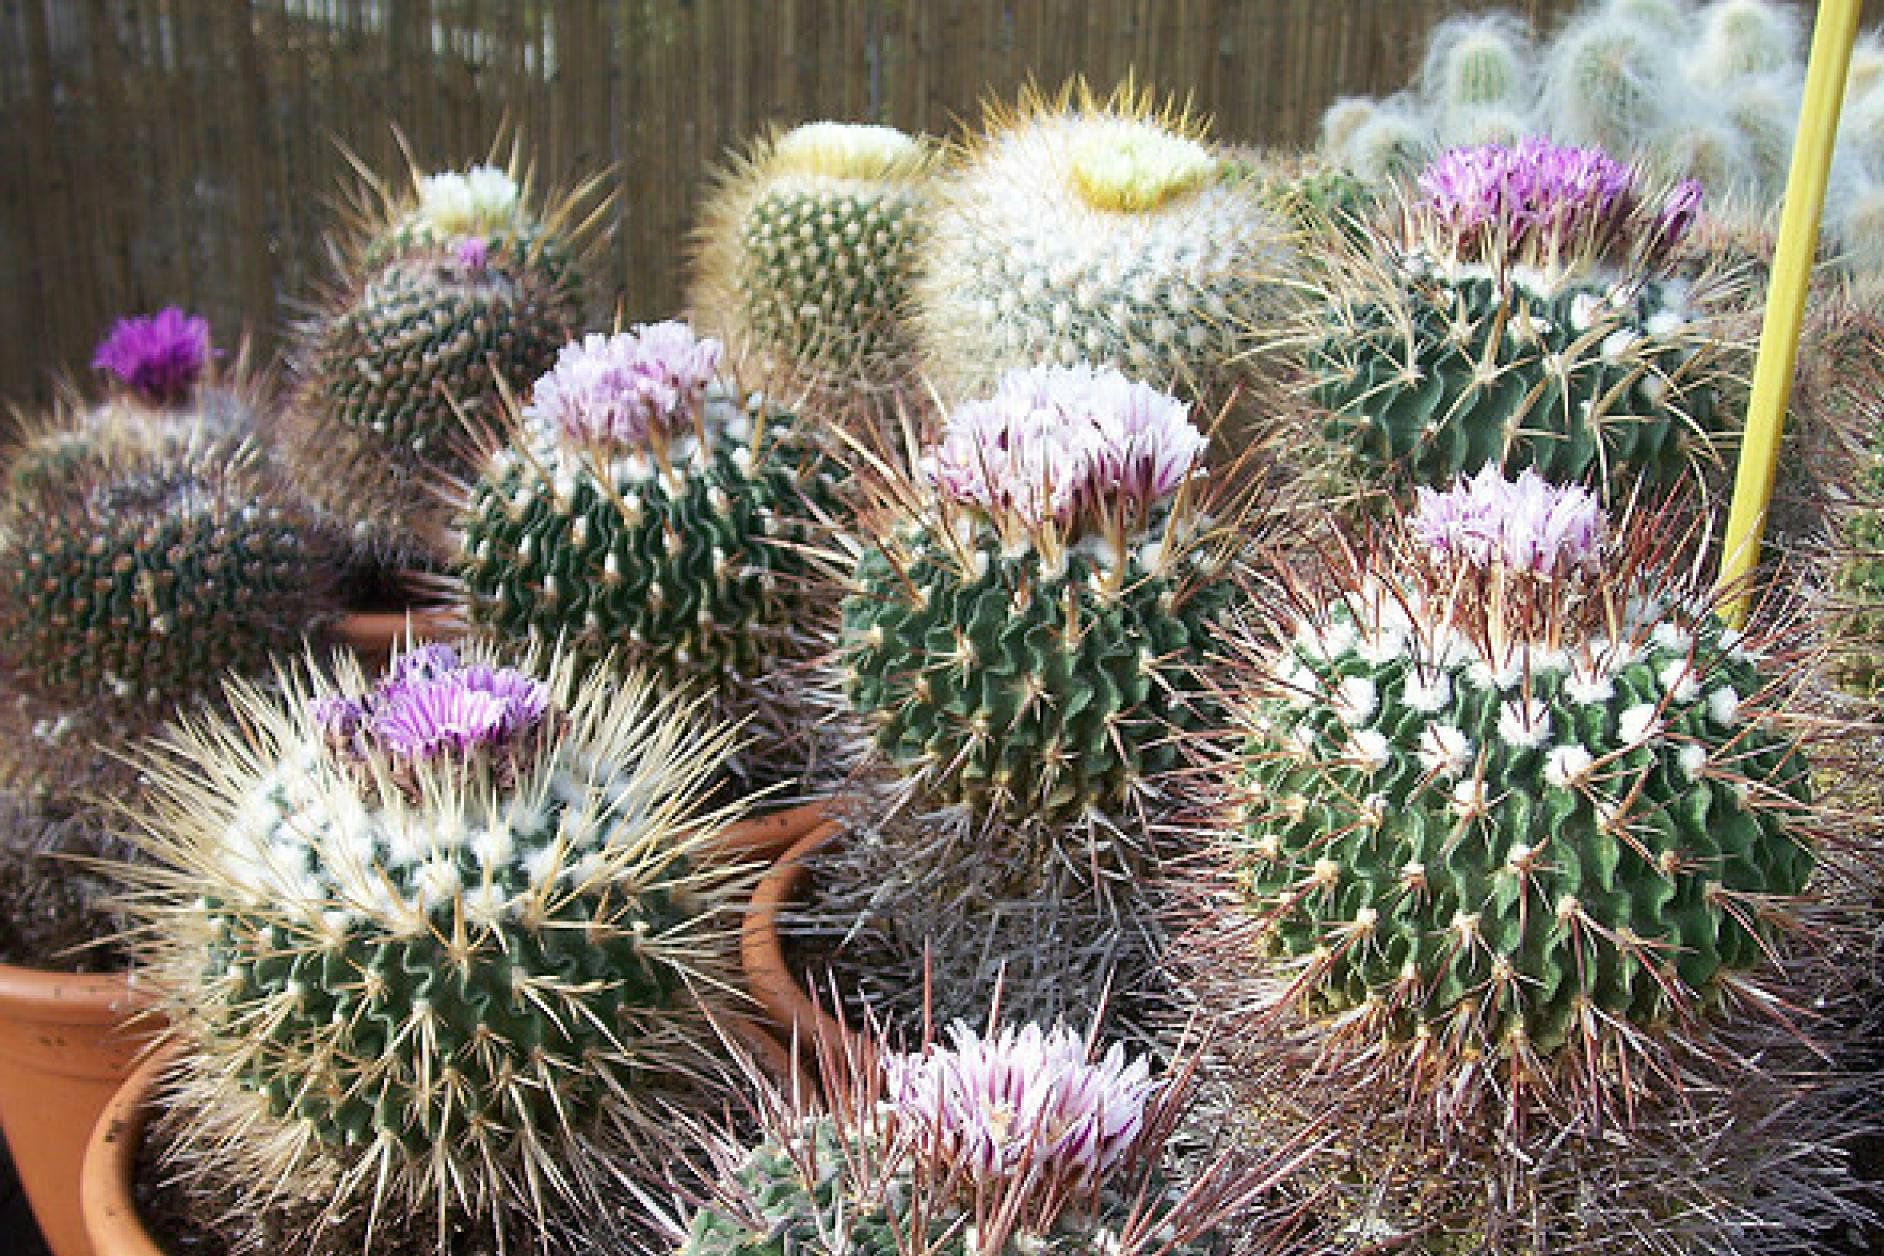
1225,470 -> 1815,1116
0,413 -> 336,809
681,1016 -> 1272,1256
1307,140 -> 1736,504
1176,469 -> 1874,1253
1686,0 -> 1803,89
912,80 -> 1294,410
1537,12 -> 1680,154
1339,103 -> 1435,185
692,122 -> 936,412
122,642 -> 755,1248
1320,97 -> 1379,156
453,322 -> 840,762
284,152 -> 597,565
1420,15 -> 1534,116
841,363 -> 1238,832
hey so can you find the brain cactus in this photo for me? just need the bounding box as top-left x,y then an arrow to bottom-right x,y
682,1016 -> 1265,1256
1221,468 -> 1816,1126
692,121 -> 936,409
842,362 -> 1236,832
454,322 -> 840,750
912,80 -> 1294,408
124,642 -> 754,1247
285,154 -> 596,564
1307,139 -> 1738,505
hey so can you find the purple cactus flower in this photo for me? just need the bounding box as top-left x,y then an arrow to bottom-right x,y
882,1021 -> 1158,1189
1411,138 -> 1701,274
371,675 -> 514,760
1412,464 -> 1603,577
386,643 -> 462,687
528,322 -> 723,448
91,307 -> 215,405
454,235 -> 490,271
930,364 -> 1203,536
311,694 -> 367,738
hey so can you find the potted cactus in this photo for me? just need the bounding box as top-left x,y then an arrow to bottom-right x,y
83,640 -> 791,1254
768,360 -> 1270,1035
280,142 -> 604,574
0,309 -> 341,1256
1300,137 -> 1744,510
1169,467 -> 1877,1251
671,1000 -> 1307,1256
691,121 -> 938,420
446,318 -> 844,785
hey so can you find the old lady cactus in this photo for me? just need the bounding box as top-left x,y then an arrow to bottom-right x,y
1306,137 -> 1742,506
841,362 -> 1238,833
119,641 -> 757,1252
452,320 -> 840,763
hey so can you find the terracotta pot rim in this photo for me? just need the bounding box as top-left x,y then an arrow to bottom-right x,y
0,961 -> 149,1027
741,819 -> 855,1060
79,1047 -> 170,1256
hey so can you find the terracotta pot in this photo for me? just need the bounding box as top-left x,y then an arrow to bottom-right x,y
77,1048 -> 164,1256
0,964 -> 156,1256
741,819 -> 855,1062
333,608 -> 459,674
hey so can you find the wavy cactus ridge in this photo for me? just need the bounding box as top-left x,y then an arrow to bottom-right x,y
124,642 -> 754,1251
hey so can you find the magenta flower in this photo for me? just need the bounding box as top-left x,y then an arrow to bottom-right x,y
882,1021 -> 1158,1189
528,323 -> 723,448
314,645 -> 552,773
1412,464 -> 1603,577
930,364 -> 1203,537
371,677 -> 514,760
1411,138 -> 1701,274
454,235 -> 490,271
91,307 -> 214,405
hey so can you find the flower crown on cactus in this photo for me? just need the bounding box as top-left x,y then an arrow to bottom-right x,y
677,1008 -> 1297,1256
528,321 -> 724,455
1192,468 -> 1833,1140
1404,138 -> 1702,283
90,307 -> 216,406
119,641 -> 757,1250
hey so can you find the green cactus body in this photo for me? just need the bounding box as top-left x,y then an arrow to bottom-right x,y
202,750 -> 698,1155
682,1117 -> 1202,1256
1438,33 -> 1526,111
694,123 -> 934,403
4,461 -> 315,707
842,527 -> 1229,826
915,91 -> 1292,406
369,219 -> 586,318
1236,607 -> 1812,1053
1312,271 -> 1725,499
135,649 -> 751,1242
457,392 -> 837,692
317,249 -> 573,465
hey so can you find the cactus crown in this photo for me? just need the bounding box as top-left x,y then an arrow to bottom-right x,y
1404,139 -> 1701,287
90,307 -> 216,407
768,121 -> 929,180
1066,116 -> 1217,211
124,641 -> 754,1250
680,1015 -> 1270,1256
1215,471 -> 1819,1132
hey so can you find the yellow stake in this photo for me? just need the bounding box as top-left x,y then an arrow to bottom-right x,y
1716,0 -> 1861,627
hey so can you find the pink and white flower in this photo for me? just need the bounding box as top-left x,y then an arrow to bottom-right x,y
1412,465 -> 1603,578
528,322 -> 723,448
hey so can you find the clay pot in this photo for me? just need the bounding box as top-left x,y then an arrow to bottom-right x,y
0,964 -> 156,1256
740,818 -> 854,1061
76,1048 -> 164,1256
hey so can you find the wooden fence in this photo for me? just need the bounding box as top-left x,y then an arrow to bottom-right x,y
1,0 -> 1876,405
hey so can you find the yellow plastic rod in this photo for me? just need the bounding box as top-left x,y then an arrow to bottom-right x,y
1716,0 -> 1861,626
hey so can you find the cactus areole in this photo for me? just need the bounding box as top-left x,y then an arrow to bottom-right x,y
1232,469 -> 1812,1065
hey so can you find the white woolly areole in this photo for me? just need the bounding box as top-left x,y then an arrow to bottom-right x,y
1401,668 -> 1453,715
1544,744 -> 1596,788
1419,723 -> 1473,778
1707,687 -> 1742,726
415,165 -> 522,236
1348,729 -> 1392,773
1564,667 -> 1616,705
1497,698 -> 1552,749
1658,656 -> 1701,703
1618,703 -> 1664,746
1335,676 -> 1380,725
1067,117 -> 1216,212
1678,743 -> 1709,781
